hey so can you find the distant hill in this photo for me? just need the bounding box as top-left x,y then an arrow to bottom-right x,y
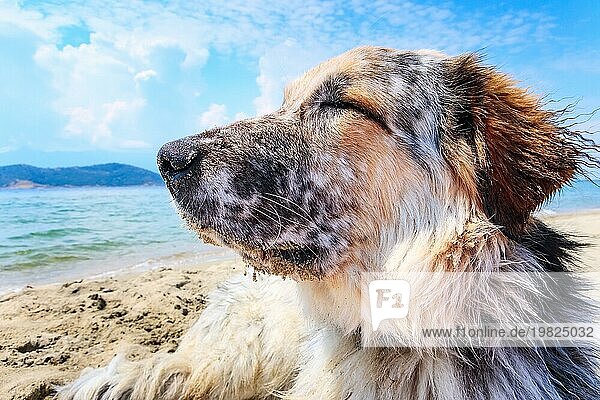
0,163 -> 164,188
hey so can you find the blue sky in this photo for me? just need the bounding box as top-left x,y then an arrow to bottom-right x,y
0,0 -> 599,171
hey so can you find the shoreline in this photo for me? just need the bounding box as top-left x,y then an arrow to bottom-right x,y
537,207 -> 600,217
0,207 -> 597,297
0,247 -> 240,297
2,207 -> 597,296
0,183 -> 163,190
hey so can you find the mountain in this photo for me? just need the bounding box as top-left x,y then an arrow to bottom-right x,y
0,163 -> 164,188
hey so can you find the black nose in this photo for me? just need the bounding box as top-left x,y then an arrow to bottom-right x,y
157,139 -> 201,182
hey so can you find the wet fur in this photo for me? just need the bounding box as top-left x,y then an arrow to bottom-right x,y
60,46 -> 599,399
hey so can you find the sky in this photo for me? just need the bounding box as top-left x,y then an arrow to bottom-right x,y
0,0 -> 599,171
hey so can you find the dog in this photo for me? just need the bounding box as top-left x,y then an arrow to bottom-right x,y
60,46 -> 599,399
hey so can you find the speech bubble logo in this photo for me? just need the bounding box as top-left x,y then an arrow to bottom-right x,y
369,280 -> 411,331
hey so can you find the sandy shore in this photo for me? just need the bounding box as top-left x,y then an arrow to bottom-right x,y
540,210 -> 600,269
0,260 -> 241,400
0,212 -> 599,399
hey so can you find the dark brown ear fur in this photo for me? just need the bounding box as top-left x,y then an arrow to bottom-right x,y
442,54 -> 597,236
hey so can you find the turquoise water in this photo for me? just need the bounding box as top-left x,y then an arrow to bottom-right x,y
544,179 -> 600,213
0,181 -> 597,293
0,186 -> 236,293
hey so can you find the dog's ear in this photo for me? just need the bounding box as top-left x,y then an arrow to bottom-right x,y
442,54 -> 595,235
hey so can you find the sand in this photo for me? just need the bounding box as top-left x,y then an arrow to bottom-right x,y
541,210 -> 600,269
0,260 -> 241,400
0,212 -> 599,400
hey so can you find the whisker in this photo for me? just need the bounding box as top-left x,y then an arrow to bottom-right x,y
253,200 -> 312,228
262,192 -> 313,218
248,205 -> 281,225
259,196 -> 313,224
263,202 -> 283,250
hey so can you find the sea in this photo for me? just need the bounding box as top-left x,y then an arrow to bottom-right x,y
0,186 -> 237,294
0,181 -> 599,294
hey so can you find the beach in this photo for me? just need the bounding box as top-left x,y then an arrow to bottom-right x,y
0,260 -> 241,400
0,211 -> 598,399
542,209 -> 600,268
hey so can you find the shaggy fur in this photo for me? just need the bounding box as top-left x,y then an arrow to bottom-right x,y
59,46 -> 599,400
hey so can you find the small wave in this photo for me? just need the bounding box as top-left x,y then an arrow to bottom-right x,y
74,240 -> 126,251
10,240 -> 125,255
1,240 -> 127,270
2,254 -> 91,271
12,218 -> 38,224
7,227 -> 92,240
53,208 -> 78,213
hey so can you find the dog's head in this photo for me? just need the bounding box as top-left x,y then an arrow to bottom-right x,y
158,46 -> 592,279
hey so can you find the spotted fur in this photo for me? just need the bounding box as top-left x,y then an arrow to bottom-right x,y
60,46 -> 599,400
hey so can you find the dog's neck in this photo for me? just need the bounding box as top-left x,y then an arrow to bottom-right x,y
297,211 -> 525,335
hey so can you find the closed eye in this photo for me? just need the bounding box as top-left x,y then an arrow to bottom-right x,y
319,100 -> 365,115
318,99 -> 389,131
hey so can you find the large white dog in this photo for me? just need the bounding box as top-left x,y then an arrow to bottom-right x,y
61,46 -> 599,400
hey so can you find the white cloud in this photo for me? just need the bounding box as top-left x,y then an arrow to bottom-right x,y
198,105 -> 249,130
118,139 -> 151,149
253,39 -> 333,115
0,2 -> 74,40
63,99 -> 146,146
0,145 -> 16,154
0,0 -> 565,151
198,104 -> 229,129
233,112 -> 249,121
553,50 -> 600,75
33,40 -> 147,149
64,106 -> 95,136
12,1 -> 555,71
134,69 -> 157,82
